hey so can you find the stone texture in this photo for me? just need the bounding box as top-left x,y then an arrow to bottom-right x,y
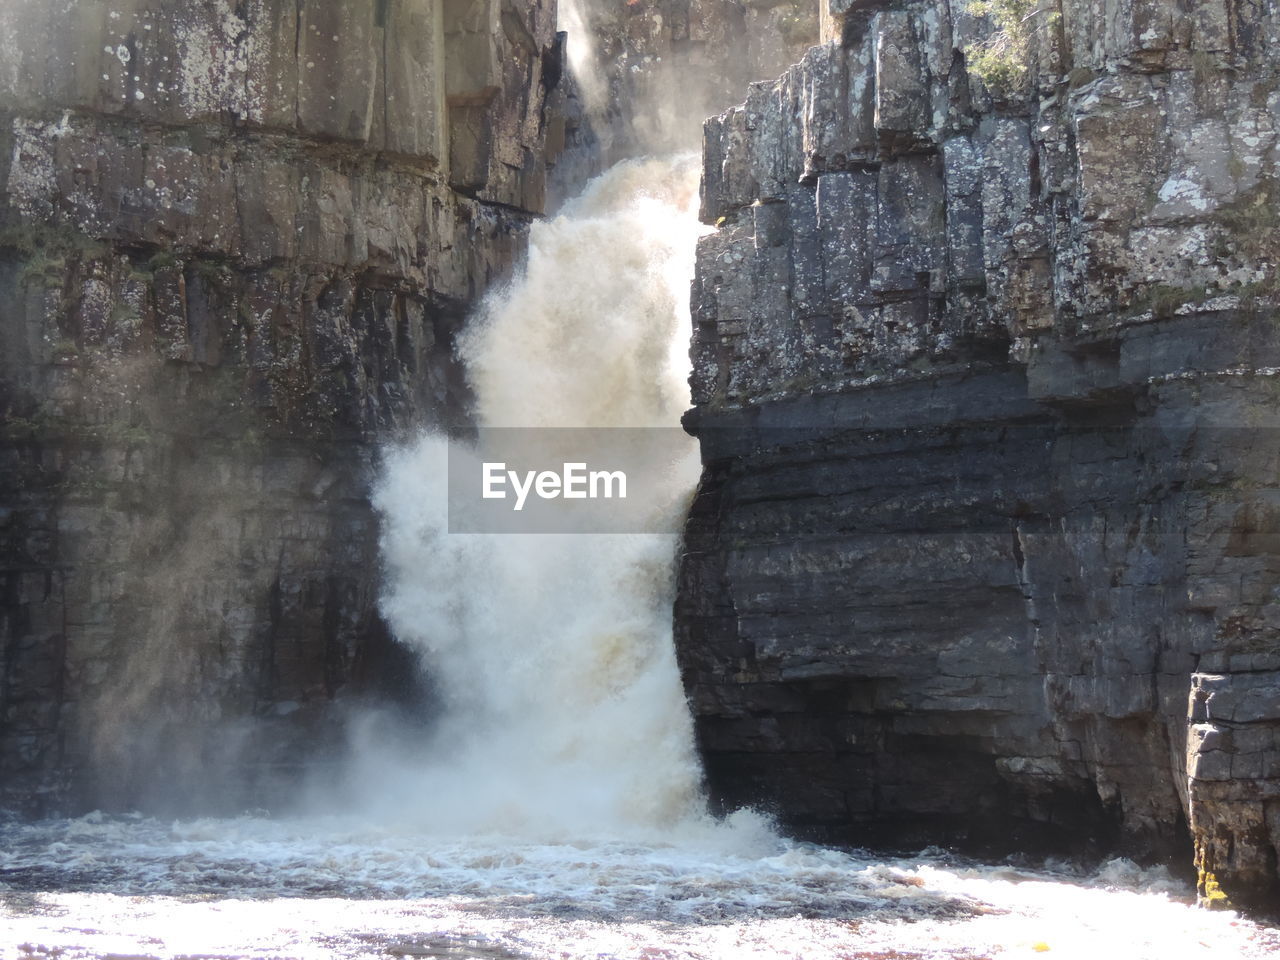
679,0 -> 1280,910
0,0 -> 564,815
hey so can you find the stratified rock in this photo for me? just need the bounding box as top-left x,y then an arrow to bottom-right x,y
678,0 -> 1280,909
0,0 -> 564,815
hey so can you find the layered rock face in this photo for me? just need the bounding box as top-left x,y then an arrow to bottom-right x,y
0,0 -> 563,814
678,0 -> 1280,908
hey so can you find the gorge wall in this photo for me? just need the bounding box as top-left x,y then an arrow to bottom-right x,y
4,0 -> 1278,919
677,0 -> 1280,910
0,0 -> 817,818
0,0 -> 564,815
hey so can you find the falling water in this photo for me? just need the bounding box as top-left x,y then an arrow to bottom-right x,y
360,155 -> 707,838
556,0 -> 609,123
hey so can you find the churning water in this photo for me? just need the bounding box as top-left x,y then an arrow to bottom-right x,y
3,811 -> 1279,958
4,159 -> 1280,959
361,155 -> 705,840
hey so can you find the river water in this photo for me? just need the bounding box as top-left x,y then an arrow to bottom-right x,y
2,811 -> 1278,958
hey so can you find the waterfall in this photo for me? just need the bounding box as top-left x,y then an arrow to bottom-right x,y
556,0 -> 609,123
2,130 -> 1266,960
367,155 -> 709,838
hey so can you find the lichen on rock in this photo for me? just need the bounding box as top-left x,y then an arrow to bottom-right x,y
678,0 -> 1280,909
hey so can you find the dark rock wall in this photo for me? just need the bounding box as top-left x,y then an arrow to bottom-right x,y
0,0 -> 563,815
678,0 -> 1280,909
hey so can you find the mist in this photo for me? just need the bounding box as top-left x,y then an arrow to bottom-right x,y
339,156 -> 708,839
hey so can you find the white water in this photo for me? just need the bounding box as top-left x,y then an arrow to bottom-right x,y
3,812 -> 1279,959
4,160 -> 1280,960
362,155 -> 706,839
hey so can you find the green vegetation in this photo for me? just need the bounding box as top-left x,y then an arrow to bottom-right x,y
109,302 -> 145,345
0,223 -> 108,287
1133,179 -> 1280,320
1,413 -> 49,441
1131,278 -> 1278,323
145,250 -> 180,272
1214,179 -> 1280,303
1217,179 -> 1280,259
964,0 -> 1060,97
1146,284 -> 1212,318
50,338 -> 81,361
2,407 -> 163,450
192,258 -> 228,282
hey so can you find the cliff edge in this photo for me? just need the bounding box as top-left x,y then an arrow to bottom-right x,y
0,0 -> 563,814
678,0 -> 1280,910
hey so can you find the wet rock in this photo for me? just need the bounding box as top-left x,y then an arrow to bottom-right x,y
0,0 -> 562,815
679,0 -> 1280,909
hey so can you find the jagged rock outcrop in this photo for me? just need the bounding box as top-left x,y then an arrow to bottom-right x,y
677,0 -> 1280,909
0,0 -> 563,814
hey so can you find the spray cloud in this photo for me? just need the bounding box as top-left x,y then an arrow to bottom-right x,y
363,156 -> 708,838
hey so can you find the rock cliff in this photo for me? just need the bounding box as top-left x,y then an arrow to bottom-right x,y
0,0 -> 819,817
677,0 -> 1280,910
0,0 -> 563,814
